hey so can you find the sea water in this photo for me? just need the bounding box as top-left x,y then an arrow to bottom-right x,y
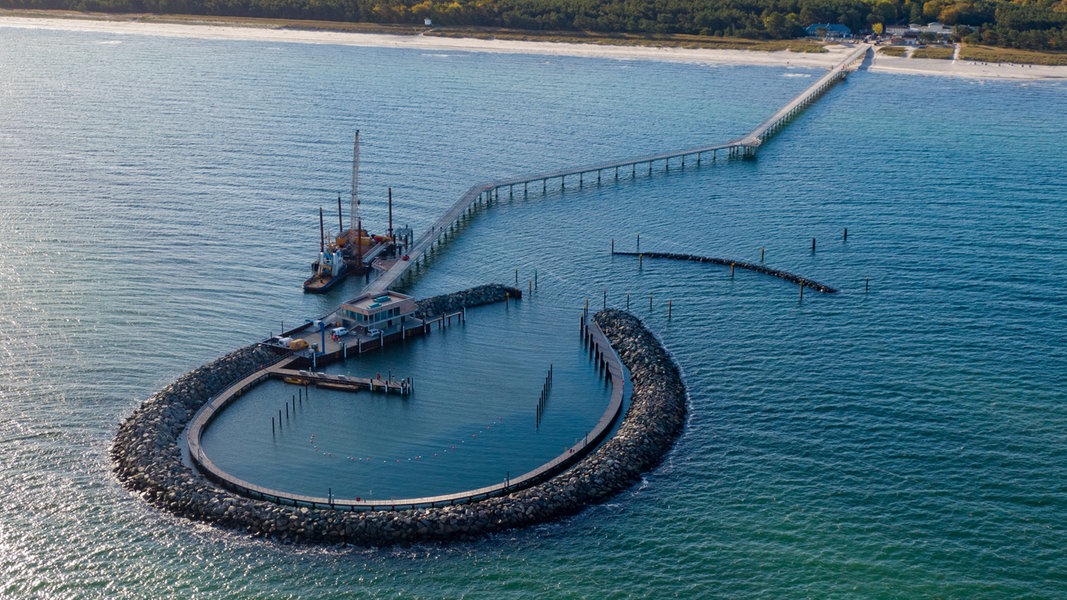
1,24 -> 1065,598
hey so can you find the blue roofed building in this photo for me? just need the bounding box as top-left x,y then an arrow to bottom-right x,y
806,24 -> 852,38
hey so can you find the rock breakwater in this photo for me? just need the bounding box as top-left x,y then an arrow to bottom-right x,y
112,297 -> 685,545
415,283 -> 522,318
614,250 -> 838,293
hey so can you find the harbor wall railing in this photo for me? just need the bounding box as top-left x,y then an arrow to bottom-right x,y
185,311 -> 626,511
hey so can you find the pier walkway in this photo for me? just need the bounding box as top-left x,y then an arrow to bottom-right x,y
364,44 -> 869,296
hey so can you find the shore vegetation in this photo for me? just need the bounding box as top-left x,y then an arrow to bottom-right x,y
2,0 -> 1066,55
958,43 -> 1067,65
911,45 -> 955,59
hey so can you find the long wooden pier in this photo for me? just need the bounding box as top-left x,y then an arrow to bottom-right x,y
365,44 -> 869,297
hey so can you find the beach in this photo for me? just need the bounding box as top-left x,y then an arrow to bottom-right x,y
4,13 -> 1066,80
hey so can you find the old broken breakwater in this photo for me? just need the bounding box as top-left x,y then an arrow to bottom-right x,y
614,251 -> 838,294
112,305 -> 685,545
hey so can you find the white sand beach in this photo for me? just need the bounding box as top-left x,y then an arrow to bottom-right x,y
3,14 -> 1066,80
870,53 -> 1067,80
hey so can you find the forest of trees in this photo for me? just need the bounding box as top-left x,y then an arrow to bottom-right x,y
4,0 -> 1066,51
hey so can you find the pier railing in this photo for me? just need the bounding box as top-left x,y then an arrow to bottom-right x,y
363,44 -> 870,297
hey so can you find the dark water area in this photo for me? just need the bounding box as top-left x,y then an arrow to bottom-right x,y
1,24 -> 1065,597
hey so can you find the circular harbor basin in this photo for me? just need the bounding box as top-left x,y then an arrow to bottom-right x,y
198,301 -> 613,501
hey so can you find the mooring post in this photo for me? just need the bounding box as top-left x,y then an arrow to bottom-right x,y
272,417 -> 275,435
603,289 -> 607,310
515,268 -> 518,286
865,276 -> 870,293
636,232 -> 640,254
811,238 -> 816,253
843,228 -> 847,241
761,246 -> 765,263
731,262 -> 735,278
611,238 -> 614,254
639,254 -> 643,270
668,300 -> 672,320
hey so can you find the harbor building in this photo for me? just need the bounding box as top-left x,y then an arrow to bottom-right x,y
341,291 -> 417,334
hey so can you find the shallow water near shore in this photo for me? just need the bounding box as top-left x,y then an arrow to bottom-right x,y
1,25 -> 1065,598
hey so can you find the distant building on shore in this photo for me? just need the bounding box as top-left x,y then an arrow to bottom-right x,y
806,24 -> 852,39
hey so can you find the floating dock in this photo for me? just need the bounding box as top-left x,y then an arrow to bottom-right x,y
270,367 -> 411,395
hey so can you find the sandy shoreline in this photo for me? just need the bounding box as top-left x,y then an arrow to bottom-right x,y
3,14 -> 1066,80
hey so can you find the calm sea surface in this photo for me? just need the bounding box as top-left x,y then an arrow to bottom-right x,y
1,24 -> 1065,598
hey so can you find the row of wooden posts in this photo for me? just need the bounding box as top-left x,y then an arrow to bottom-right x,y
535,364 -> 553,430
272,386 -> 308,436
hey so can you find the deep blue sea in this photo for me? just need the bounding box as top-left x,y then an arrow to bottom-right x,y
1,22 -> 1065,598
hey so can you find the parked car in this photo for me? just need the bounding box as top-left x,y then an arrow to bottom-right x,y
330,327 -> 349,337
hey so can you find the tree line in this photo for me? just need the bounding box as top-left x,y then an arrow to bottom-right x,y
4,0 -> 1066,51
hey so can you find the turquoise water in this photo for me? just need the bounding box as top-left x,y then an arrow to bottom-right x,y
2,24 -> 1065,597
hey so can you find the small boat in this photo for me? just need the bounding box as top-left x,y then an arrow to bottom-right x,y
283,376 -> 311,385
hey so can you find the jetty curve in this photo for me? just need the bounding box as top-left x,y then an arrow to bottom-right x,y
112,308 -> 685,544
113,44 -> 868,543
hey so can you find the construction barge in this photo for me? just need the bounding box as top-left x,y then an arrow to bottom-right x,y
303,131 -> 403,293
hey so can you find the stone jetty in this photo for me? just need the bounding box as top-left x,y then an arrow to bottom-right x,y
415,283 -> 522,318
112,291 -> 686,545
